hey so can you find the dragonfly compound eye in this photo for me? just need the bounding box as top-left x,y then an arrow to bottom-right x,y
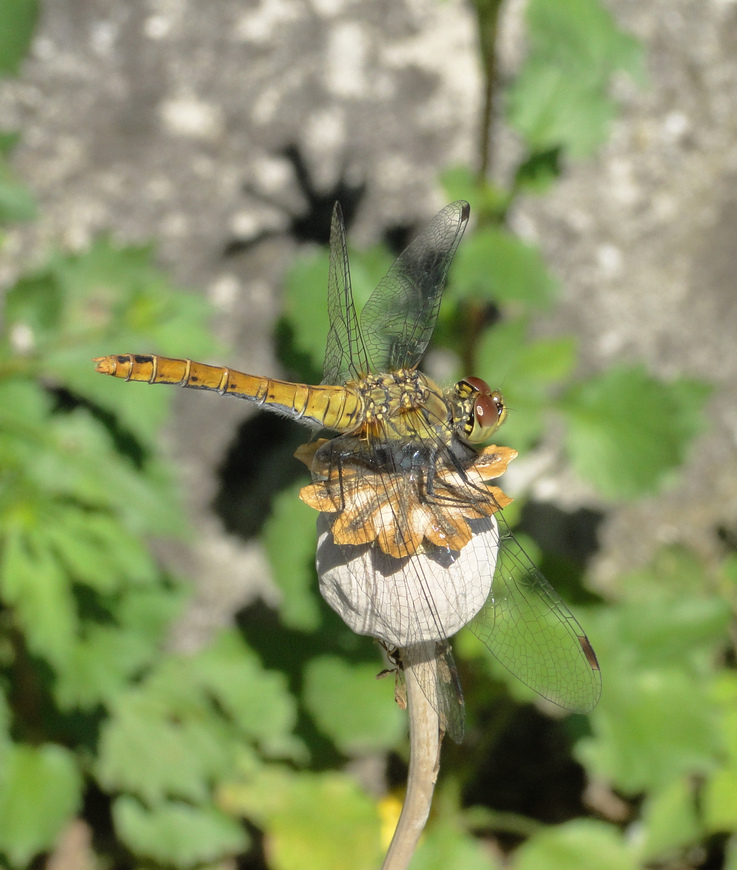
457,378 -> 507,443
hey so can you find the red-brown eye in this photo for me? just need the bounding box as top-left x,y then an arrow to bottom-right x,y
473,392 -> 498,427
462,376 -> 492,394
457,378 -> 507,443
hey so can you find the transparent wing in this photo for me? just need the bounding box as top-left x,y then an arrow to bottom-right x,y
359,201 -> 470,373
470,517 -> 602,714
435,641 -> 465,743
322,203 -> 370,385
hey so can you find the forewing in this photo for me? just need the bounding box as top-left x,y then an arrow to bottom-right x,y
322,203 -> 370,384
470,519 -> 602,714
359,201 -> 470,373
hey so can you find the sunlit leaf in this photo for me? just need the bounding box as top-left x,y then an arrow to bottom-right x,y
113,796 -> 247,868
263,482 -> 322,631
638,777 -> 702,860
702,673 -> 737,833
303,656 -> 405,754
98,633 -> 298,802
578,643 -> 720,793
282,241 -> 392,379
1,524 -> 77,667
703,767 -> 737,833
451,227 -> 558,309
187,630 -> 298,755
224,766 -> 382,870
0,157 -> 36,222
507,0 -> 644,158
440,166 -> 510,221
282,250 -> 331,375
97,673 -> 237,804
513,820 -> 636,870
562,366 -> 712,498
22,239 -> 218,443
53,618 -> 171,710
412,819 -> 501,870
35,409 -> 185,537
0,0 -> 39,77
477,319 -> 576,449
0,377 -> 51,427
0,743 -> 81,867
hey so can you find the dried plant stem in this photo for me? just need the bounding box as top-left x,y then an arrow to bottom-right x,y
380,641 -> 442,870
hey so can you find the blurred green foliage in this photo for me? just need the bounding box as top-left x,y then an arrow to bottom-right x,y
0,1 -> 734,869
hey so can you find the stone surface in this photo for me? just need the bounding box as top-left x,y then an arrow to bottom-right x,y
1,0 -> 736,633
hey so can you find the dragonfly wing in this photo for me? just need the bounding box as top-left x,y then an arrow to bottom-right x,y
359,201 -> 470,373
469,518 -> 602,713
435,641 -> 465,744
322,203 -> 370,384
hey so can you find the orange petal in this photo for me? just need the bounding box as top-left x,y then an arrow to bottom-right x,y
298,483 -> 341,513
423,508 -> 473,551
468,445 -> 518,481
294,439 -> 329,469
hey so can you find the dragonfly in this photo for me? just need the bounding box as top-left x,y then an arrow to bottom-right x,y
94,200 -> 601,741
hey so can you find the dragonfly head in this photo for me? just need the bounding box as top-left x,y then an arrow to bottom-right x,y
454,377 -> 507,444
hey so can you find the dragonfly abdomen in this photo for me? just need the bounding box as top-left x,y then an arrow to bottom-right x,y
93,354 -> 365,432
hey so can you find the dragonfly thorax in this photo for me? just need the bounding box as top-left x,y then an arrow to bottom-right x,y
351,369 -> 451,443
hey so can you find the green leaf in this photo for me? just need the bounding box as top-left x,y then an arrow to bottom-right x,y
98,634 -> 298,803
53,618 -> 170,711
577,639 -> 720,793
0,161 -> 36,222
97,675 -> 237,805
35,409 -> 185,538
303,656 -> 405,754
282,250 -> 331,375
702,674 -> 737,833
412,820 -> 501,870
4,273 -> 61,339
726,836 -> 737,870
282,241 -> 392,379
512,148 -> 562,195
0,377 -> 51,428
508,62 -> 618,158
1,524 -> 77,668
703,767 -> 737,833
22,238 -> 217,445
116,582 -> 191,643
113,796 -> 248,868
507,0 -> 645,158
522,0 -> 644,81
639,778 -> 702,860
440,166 -> 510,220
224,766 -> 382,870
0,0 -> 39,77
263,482 -> 322,631
0,743 -> 82,867
562,365 -> 712,498
187,630 -> 298,755
476,319 -> 576,450
513,820 -> 636,870
452,227 -> 558,309
574,558 -> 730,795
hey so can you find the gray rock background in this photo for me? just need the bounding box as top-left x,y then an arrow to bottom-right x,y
1,0 -> 736,634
